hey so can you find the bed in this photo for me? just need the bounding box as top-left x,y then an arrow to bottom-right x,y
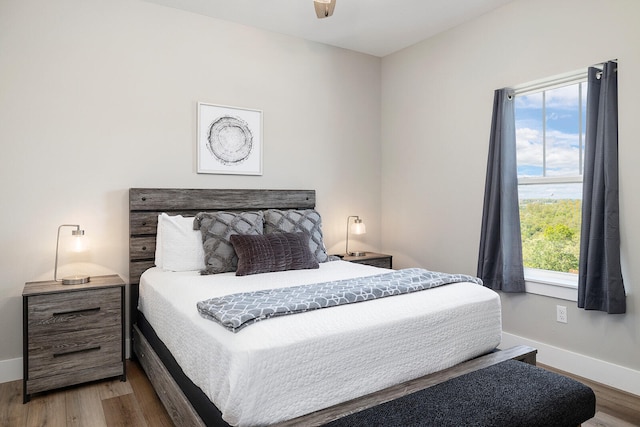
129,188 -> 505,426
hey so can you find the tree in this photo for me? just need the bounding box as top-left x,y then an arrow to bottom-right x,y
519,199 -> 581,273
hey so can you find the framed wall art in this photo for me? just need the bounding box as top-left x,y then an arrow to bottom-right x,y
197,102 -> 263,175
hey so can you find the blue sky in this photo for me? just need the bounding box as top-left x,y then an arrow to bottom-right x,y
515,82 -> 587,199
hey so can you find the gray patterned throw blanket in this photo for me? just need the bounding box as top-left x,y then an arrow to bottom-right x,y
197,268 -> 482,332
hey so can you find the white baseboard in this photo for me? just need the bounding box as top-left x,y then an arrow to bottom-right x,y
0,338 -> 132,384
0,357 -> 22,384
501,332 -> 640,397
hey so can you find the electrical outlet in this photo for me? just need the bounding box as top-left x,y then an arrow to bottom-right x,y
556,305 -> 568,323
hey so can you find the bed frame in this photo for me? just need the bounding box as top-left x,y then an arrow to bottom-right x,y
129,188 -> 536,426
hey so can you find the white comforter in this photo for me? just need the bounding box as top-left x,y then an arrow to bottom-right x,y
139,260 -> 502,426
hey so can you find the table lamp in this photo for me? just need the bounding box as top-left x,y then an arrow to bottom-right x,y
346,215 -> 366,256
54,224 -> 90,284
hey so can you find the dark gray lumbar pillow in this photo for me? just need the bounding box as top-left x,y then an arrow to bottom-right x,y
231,232 -> 319,276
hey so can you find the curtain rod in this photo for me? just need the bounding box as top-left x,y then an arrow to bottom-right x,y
592,59 -> 617,80
512,59 -> 617,96
512,70 -> 587,96
593,59 -> 618,67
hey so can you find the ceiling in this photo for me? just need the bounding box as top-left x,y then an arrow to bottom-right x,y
143,0 -> 515,57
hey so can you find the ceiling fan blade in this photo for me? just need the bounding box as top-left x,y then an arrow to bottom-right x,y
314,0 -> 336,19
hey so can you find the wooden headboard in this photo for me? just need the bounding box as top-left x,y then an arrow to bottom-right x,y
129,188 -> 316,286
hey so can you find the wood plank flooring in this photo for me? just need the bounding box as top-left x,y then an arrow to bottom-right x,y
1,360 -> 638,426
585,412 -> 640,427
539,363 -> 640,426
1,360 -> 172,427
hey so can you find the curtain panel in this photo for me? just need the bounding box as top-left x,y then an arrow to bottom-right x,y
578,61 -> 626,314
477,89 -> 525,292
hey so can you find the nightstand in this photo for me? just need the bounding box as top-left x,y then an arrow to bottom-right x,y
22,274 -> 126,403
339,252 -> 393,269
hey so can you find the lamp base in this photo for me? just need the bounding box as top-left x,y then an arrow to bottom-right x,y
62,275 -> 90,285
348,251 -> 367,257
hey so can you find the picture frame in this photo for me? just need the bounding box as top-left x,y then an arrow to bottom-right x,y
197,102 -> 263,175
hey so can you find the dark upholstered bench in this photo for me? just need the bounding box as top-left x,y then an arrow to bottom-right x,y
326,359 -> 596,427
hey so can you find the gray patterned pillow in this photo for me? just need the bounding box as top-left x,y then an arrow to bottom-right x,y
264,209 -> 329,263
230,232 -> 319,276
194,211 -> 264,274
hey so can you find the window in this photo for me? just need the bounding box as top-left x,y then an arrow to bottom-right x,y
514,73 -> 588,297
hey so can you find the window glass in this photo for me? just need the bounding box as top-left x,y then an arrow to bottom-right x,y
519,184 -> 582,273
515,93 -> 543,177
515,80 -> 586,275
545,85 -> 581,177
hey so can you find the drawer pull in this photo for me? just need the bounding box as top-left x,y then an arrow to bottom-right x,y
53,307 -> 100,317
53,346 -> 101,358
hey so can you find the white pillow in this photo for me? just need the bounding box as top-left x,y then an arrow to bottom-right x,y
155,213 -> 206,272
155,214 -> 164,268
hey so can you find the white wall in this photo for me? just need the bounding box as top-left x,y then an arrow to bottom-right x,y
381,0 -> 640,387
0,0 -> 381,377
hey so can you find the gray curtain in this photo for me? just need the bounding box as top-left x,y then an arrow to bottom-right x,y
578,61 -> 626,313
477,89 -> 525,292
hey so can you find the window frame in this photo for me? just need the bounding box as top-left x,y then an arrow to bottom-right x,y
524,268 -> 578,301
513,69 -> 588,301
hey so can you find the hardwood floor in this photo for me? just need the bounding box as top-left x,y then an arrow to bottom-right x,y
1,360 -> 639,426
1,360 -> 172,427
539,363 -> 640,427
586,412 -> 640,427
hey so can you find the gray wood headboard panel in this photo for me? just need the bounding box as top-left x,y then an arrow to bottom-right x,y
128,188 -> 316,285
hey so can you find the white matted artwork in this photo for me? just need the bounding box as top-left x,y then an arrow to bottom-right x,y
197,102 -> 263,175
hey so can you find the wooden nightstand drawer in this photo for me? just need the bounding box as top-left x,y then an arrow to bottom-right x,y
27,325 -> 122,380
26,360 -> 125,395
27,287 -> 121,336
23,275 -> 126,402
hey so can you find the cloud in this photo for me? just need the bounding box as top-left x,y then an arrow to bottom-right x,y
545,129 -> 581,175
546,84 -> 586,110
515,93 -> 542,109
516,127 -> 581,177
516,127 -> 543,173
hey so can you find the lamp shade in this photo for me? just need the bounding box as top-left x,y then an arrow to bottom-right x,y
346,216 -> 366,256
351,219 -> 366,235
55,224 -> 90,285
70,229 -> 89,252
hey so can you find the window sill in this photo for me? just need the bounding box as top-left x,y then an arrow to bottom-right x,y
524,268 -> 578,302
